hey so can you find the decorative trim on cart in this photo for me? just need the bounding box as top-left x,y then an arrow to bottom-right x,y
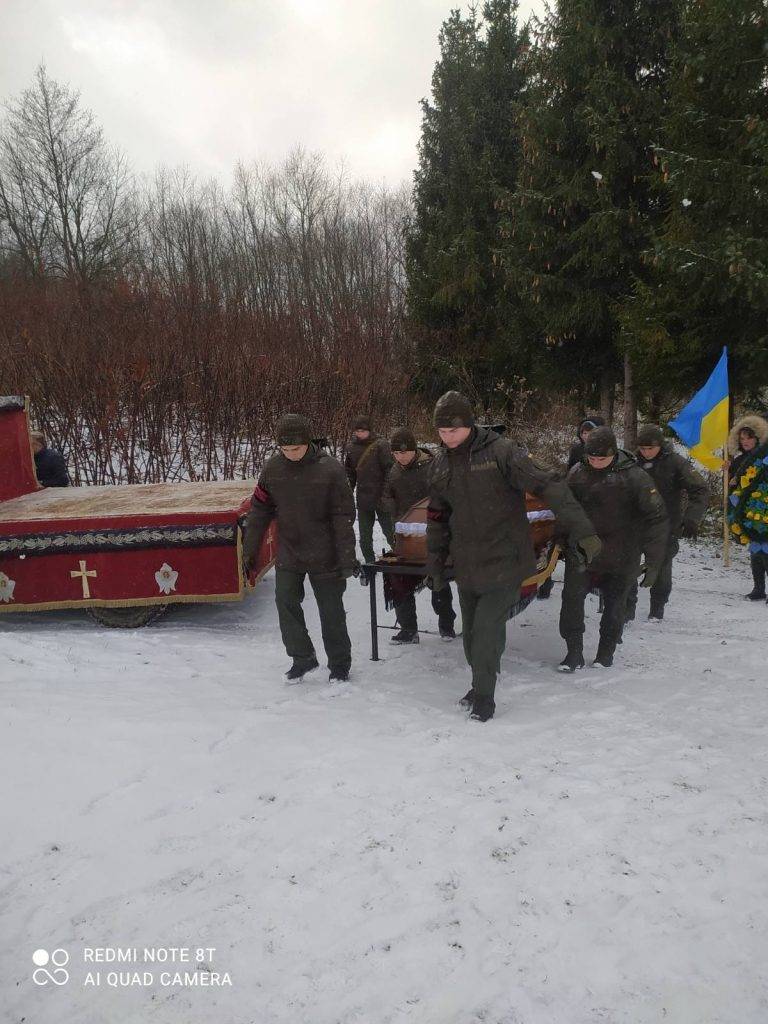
0,522 -> 237,558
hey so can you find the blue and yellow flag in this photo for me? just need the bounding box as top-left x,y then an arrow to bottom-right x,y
668,348 -> 729,471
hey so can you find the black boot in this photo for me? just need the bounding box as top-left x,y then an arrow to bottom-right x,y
439,621 -> 456,640
593,640 -> 615,668
329,665 -> 350,683
285,657 -> 319,681
648,599 -> 665,621
558,643 -> 585,673
458,689 -> 475,708
390,629 -> 419,645
470,696 -> 495,722
746,556 -> 766,600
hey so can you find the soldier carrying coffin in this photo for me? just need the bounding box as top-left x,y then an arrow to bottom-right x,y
344,415 -> 396,565
559,427 -> 668,672
426,391 -> 601,722
381,426 -> 456,644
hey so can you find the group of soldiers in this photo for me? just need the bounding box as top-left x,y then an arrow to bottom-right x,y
241,389 -> 734,723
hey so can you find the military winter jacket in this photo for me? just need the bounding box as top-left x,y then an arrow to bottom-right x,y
242,444 -> 356,575
382,448 -> 434,520
344,435 -> 394,512
567,450 -> 668,575
635,443 -> 709,534
427,426 -> 596,593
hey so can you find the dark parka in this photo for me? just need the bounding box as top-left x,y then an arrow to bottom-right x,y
382,448 -> 434,520
635,443 -> 709,534
567,451 -> 668,574
567,415 -> 606,470
344,435 -> 394,512
427,426 -> 596,592
34,447 -> 69,487
242,444 -> 356,575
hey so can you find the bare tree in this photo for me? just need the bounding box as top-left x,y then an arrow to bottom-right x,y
0,65 -> 135,281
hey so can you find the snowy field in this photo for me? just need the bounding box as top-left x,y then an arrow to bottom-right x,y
1,536 -> 767,1024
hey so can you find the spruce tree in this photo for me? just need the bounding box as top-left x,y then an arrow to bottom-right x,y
622,0 -> 768,403
500,0 -> 680,426
406,2 -> 531,410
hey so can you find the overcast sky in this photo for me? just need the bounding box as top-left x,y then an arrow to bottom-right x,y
1,0 -> 545,190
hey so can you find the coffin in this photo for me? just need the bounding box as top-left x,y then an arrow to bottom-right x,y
393,494 -> 556,564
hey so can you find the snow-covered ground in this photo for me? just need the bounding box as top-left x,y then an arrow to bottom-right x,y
1,538 -> 766,1024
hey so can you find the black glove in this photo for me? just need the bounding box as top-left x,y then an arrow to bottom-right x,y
426,573 -> 445,592
341,562 -> 361,580
680,520 -> 699,540
640,565 -> 660,589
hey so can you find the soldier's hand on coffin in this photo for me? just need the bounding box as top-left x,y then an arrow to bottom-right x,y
640,565 -> 660,588
680,520 -> 699,540
576,534 -> 602,567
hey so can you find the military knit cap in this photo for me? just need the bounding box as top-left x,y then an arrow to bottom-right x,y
276,413 -> 312,446
353,415 -> 372,431
579,414 -> 604,432
584,426 -> 618,457
637,424 -> 664,447
390,426 -> 417,452
433,391 -> 475,428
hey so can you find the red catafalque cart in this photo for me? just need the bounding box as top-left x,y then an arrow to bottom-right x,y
0,396 -> 274,626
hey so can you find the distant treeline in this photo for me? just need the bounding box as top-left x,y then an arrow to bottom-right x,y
0,69 -> 415,482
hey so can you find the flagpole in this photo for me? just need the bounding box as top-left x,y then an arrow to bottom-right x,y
723,431 -> 731,568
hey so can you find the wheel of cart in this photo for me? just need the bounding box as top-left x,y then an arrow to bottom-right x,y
87,605 -> 169,628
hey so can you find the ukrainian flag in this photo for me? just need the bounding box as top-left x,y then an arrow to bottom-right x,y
669,347 -> 729,471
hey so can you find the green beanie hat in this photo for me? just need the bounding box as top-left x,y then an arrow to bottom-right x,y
276,414 -> 312,446
584,426 -> 618,457
637,424 -> 664,448
352,415 -> 372,432
390,426 -> 417,452
433,391 -> 475,429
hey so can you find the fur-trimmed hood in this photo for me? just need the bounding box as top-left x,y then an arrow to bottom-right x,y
728,414 -> 768,455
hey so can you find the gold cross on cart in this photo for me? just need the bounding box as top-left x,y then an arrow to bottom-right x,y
70,560 -> 98,599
